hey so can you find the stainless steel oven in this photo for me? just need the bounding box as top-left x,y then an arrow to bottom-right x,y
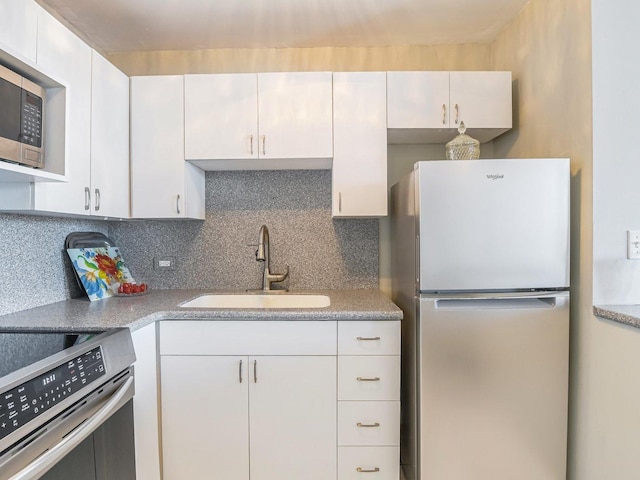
0,329 -> 136,480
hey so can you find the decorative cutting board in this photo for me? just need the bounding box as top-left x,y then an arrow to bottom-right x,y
67,247 -> 135,301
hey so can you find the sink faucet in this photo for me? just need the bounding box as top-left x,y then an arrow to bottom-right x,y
255,225 -> 289,291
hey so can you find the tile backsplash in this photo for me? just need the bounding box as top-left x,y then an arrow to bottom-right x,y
0,170 -> 378,316
109,170 -> 379,291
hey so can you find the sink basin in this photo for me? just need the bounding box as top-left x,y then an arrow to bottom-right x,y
180,294 -> 331,309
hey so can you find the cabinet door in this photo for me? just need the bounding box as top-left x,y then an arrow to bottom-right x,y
90,51 -> 129,218
257,72 -> 333,160
32,9 -> 92,215
449,71 -> 512,129
161,355 -> 250,480
250,355 -> 337,480
185,73 -> 258,160
387,71 -> 450,129
131,75 -> 205,219
130,324 -> 161,480
332,72 -> 387,217
0,0 -> 38,61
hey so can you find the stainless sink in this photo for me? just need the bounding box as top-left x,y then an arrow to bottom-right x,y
180,293 -> 331,309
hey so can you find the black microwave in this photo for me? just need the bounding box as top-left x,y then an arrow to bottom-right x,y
0,64 -> 44,168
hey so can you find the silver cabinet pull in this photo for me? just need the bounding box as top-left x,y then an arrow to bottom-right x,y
239,359 -> 243,383
84,187 -> 90,211
356,467 -> 380,473
253,359 -> 257,383
176,194 -> 181,214
442,103 -> 446,125
94,188 -> 101,212
356,422 -> 380,428
357,377 -> 381,382
339,192 -> 342,213
261,135 -> 266,155
454,103 -> 460,125
250,134 -> 254,155
357,336 -> 381,341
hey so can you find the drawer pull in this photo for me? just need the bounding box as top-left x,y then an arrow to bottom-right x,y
357,377 -> 381,382
356,422 -> 380,428
357,467 -> 380,473
356,336 -> 381,341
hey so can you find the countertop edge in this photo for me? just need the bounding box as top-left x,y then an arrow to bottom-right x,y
593,305 -> 640,329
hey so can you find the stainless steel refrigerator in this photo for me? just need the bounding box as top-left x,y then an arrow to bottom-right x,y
391,158 -> 570,480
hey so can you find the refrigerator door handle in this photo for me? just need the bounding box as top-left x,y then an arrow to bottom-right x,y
434,296 -> 559,311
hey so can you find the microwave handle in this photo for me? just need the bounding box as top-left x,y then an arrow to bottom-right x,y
8,377 -> 134,480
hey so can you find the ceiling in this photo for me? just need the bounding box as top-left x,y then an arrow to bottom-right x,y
36,0 -> 531,54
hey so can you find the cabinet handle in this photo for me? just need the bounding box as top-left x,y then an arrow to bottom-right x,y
239,359 -> 243,383
338,192 -> 342,213
84,187 -> 90,211
250,134 -> 254,155
254,359 -> 258,383
356,336 -> 381,341
356,422 -> 380,428
94,188 -> 101,212
356,467 -> 380,473
454,103 -> 460,125
442,104 -> 446,125
357,377 -> 381,382
261,135 -> 266,156
176,194 -> 181,214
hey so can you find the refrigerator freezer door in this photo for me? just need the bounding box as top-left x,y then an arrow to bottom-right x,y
417,293 -> 569,480
416,158 -> 570,291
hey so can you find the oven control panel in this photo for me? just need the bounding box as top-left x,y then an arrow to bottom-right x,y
0,347 -> 105,440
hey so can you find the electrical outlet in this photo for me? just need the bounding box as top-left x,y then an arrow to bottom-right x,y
627,231 -> 640,259
153,256 -> 176,270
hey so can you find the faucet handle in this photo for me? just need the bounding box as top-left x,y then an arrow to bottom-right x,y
268,265 -> 289,283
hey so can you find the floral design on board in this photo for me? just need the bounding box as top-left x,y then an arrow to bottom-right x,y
67,247 -> 135,301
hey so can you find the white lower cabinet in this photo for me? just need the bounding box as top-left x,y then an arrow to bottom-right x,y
338,447 -> 401,480
159,321 -> 338,480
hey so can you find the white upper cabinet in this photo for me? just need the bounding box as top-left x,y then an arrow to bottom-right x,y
0,0 -> 38,61
90,51 -> 130,218
185,73 -> 258,160
332,72 -> 388,218
185,72 -> 333,169
257,72 -> 333,161
130,75 -> 205,219
28,8 -> 92,215
387,71 -> 512,143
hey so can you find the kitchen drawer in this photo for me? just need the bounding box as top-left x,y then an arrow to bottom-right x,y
338,356 -> 400,401
338,321 -> 400,356
338,446 -> 399,480
159,320 -> 336,355
338,401 -> 400,446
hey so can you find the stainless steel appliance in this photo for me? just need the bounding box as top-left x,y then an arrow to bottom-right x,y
0,63 -> 44,168
391,158 -> 570,480
0,329 -> 136,480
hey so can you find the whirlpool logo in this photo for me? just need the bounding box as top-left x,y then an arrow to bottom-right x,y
486,174 -> 505,180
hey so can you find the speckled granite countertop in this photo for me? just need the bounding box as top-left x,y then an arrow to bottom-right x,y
0,290 -> 403,333
593,305 -> 640,329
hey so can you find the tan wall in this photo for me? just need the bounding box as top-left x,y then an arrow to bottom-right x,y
490,0 -> 592,478
108,44 -> 491,76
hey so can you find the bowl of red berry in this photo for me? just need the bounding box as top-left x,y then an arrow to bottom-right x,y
114,281 -> 149,296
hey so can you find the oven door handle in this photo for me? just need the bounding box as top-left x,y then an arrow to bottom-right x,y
9,376 -> 134,480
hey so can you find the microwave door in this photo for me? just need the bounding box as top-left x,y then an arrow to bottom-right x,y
0,75 -> 22,163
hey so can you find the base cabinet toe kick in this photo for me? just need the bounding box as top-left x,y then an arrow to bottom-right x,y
146,319 -> 400,480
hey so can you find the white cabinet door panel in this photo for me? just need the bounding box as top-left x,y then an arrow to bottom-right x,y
161,355 -> 250,480
449,71 -> 512,129
185,73 -> 258,160
250,355 -> 337,480
0,0 -> 38,61
387,71 -> 450,128
258,72 -> 333,160
90,51 -> 129,218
